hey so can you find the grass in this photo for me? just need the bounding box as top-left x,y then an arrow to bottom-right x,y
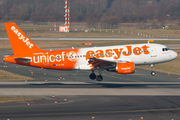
33,40 -> 180,48
0,22 -> 180,38
0,69 -> 34,81
0,97 -> 43,103
13,29 -> 180,38
1,40 -> 180,50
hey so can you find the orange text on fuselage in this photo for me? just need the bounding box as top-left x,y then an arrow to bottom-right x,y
86,45 -> 150,60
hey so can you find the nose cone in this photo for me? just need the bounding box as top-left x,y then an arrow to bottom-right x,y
173,51 -> 178,60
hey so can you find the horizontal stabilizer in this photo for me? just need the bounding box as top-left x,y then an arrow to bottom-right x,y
14,57 -> 32,63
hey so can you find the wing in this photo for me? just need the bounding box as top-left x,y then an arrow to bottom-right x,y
88,57 -> 130,70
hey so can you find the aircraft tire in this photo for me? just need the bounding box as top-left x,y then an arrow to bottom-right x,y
151,71 -> 156,76
89,73 -> 96,80
96,75 -> 103,81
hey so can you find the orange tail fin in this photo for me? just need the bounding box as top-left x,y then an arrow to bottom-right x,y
4,22 -> 41,55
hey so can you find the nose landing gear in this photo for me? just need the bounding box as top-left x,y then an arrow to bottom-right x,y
151,71 -> 156,76
150,64 -> 156,76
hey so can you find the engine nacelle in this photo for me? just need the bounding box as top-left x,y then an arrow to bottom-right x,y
107,62 -> 135,74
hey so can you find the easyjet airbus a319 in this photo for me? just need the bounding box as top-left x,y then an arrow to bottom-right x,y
3,22 -> 178,81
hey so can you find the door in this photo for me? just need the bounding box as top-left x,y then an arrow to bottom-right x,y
150,45 -> 157,57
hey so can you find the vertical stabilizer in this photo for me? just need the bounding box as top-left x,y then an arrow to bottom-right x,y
4,22 -> 41,55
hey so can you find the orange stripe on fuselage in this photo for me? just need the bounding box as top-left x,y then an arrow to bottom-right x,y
4,49 -> 80,70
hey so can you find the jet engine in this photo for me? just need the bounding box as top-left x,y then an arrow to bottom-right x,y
107,62 -> 135,74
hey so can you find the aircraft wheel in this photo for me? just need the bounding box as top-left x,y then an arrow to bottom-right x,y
96,75 -> 103,81
89,73 -> 96,80
151,71 -> 156,76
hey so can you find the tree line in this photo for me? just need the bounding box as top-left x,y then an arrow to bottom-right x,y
0,0 -> 180,25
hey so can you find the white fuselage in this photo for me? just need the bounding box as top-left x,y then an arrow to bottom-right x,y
75,43 -> 178,70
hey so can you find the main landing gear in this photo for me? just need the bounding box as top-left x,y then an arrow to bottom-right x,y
89,70 -> 103,81
150,64 -> 156,76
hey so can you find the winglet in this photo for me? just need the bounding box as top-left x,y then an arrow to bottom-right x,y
4,22 -> 42,55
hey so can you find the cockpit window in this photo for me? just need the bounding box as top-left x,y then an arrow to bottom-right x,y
162,48 -> 170,51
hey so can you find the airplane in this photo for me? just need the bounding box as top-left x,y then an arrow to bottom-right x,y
3,22 -> 178,81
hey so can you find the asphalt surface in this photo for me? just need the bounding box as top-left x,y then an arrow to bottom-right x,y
1,96 -> 180,120
1,49 -> 180,120
0,37 -> 180,40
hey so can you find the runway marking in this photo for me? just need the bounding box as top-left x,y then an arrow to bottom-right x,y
84,71 -> 143,82
0,100 -> 74,108
102,74 -> 142,82
49,73 -> 88,75
1,107 -> 180,117
109,73 -> 145,75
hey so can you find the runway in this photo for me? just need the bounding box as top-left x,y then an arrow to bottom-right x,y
1,96 -> 180,120
1,49 -> 180,120
0,37 -> 180,40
